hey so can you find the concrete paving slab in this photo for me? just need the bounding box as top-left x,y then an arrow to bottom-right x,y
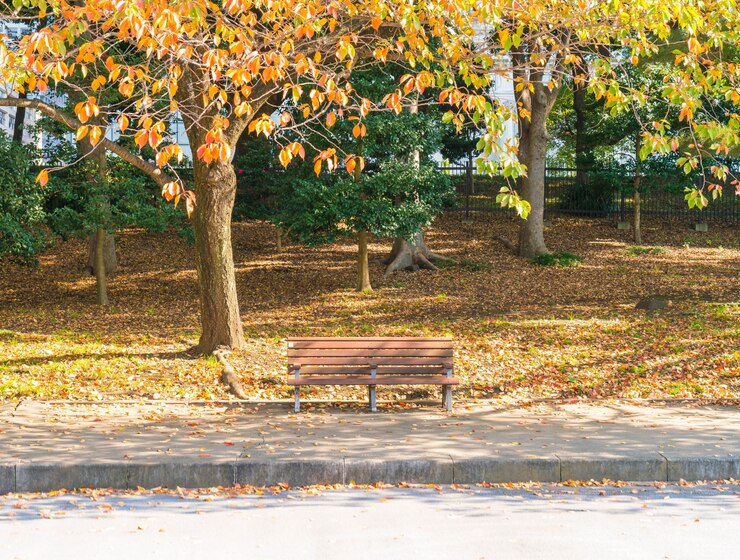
1,401 -> 738,490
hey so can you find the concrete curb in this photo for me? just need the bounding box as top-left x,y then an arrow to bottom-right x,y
3,453 -> 738,493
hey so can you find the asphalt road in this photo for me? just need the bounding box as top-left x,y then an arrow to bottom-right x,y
1,484 -> 738,559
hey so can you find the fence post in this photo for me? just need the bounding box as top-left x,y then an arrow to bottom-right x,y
620,186 -> 626,223
465,154 -> 472,219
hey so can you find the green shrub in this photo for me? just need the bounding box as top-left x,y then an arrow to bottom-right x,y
0,133 -> 49,264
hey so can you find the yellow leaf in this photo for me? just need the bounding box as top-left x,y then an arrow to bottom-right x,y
89,126 -> 102,145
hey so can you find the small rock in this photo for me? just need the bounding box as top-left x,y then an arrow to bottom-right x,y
636,297 -> 672,311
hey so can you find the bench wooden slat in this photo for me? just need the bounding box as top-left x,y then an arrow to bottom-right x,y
288,340 -> 452,349
288,376 -> 460,386
288,348 -> 453,358
288,337 -> 452,341
293,366 -> 449,375
289,357 -> 453,366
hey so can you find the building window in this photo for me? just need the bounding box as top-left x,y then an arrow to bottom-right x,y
9,116 -> 15,129
0,112 -> 5,126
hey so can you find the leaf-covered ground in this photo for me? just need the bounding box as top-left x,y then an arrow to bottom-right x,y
0,213 -> 737,402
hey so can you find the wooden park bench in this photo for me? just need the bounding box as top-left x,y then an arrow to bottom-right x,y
287,337 -> 458,412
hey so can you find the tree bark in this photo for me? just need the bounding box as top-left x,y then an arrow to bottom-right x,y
633,131 -> 642,245
94,227 -> 109,305
192,159 -> 246,353
517,110 -> 550,257
87,231 -> 117,276
81,133 -> 112,305
511,48 -> 559,259
357,230 -> 372,291
572,56 -> 589,188
12,91 -> 27,145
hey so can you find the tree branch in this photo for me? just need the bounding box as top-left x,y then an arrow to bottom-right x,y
0,97 -> 174,186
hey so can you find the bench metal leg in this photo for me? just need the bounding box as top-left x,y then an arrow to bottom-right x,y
294,386 -> 300,413
369,385 -> 377,412
442,386 -> 452,412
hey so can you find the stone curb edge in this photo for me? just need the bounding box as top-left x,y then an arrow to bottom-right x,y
1,453 -> 738,493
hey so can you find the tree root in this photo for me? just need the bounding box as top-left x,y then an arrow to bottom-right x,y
383,232 -> 453,276
213,347 -> 248,399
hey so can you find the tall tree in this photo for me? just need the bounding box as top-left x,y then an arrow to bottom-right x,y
439,0 -> 740,257
0,0 -> 469,352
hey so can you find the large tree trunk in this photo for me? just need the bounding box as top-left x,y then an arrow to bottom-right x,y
517,108 -> 550,257
87,231 -> 117,276
192,159 -> 246,353
384,231 -> 447,276
357,230 -> 372,291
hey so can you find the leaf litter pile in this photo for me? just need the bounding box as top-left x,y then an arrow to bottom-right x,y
0,213 -> 737,403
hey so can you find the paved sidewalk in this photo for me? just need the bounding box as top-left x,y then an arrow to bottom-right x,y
1,400 -> 738,492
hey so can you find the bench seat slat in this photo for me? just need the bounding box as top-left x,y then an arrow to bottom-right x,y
288,340 -> 452,349
288,337 -> 452,342
289,348 -> 453,358
289,357 -> 453,366
293,366 -> 449,375
288,376 -> 460,386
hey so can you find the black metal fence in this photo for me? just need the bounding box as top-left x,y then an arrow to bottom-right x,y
441,162 -> 740,225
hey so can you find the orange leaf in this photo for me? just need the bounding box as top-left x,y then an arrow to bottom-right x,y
36,169 -> 49,187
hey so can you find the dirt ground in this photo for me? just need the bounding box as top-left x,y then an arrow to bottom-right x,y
0,212 -> 737,402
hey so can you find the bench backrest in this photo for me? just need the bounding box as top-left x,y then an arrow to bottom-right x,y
287,337 -> 453,378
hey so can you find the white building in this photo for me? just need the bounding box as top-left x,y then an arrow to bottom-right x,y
0,20 -> 43,147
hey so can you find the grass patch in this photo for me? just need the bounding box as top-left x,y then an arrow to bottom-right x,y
627,245 -> 664,256
532,251 -> 583,267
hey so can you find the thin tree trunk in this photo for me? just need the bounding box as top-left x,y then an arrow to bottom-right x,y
85,137 -> 111,305
192,159 -> 246,353
357,230 -> 372,291
572,56 -> 589,188
12,92 -> 27,145
94,227 -> 109,305
633,132 -> 642,245
87,231 -> 117,275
